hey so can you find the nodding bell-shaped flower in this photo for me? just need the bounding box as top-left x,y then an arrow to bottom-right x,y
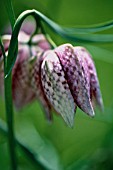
0,30 -> 51,111
40,44 -> 103,127
0,26 -> 103,127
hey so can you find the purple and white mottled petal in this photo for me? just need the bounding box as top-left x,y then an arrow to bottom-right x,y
12,45 -> 35,109
30,53 -> 52,121
41,50 -> 77,127
74,47 -> 90,96
74,46 -> 104,110
55,44 -> 94,117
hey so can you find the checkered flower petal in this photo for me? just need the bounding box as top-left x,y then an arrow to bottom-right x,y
41,50 -> 77,127
55,44 -> 94,117
12,45 -> 36,109
74,46 -> 104,110
30,53 -> 52,121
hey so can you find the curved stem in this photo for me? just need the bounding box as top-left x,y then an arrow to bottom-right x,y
39,21 -> 57,49
6,9 -> 113,77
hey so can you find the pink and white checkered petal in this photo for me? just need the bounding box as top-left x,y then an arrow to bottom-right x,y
55,44 -> 94,117
74,47 -> 90,95
12,45 -> 35,109
75,47 -> 104,110
41,50 -> 77,127
30,54 -> 52,121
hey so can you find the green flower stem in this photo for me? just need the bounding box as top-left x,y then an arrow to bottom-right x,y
0,37 -> 17,170
4,74 -> 17,170
39,21 -> 57,49
4,0 -> 17,168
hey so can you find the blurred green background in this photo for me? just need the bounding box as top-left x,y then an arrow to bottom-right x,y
0,0 -> 113,170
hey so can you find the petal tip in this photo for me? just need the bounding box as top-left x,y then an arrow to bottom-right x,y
82,100 -> 95,117
65,117 -> 74,128
87,105 -> 95,117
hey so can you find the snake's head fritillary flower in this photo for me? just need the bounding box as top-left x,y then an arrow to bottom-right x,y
0,29 -> 51,111
40,44 -> 103,127
0,23 -> 103,126
0,33 -> 36,108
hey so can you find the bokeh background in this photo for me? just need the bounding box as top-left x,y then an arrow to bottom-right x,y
0,0 -> 113,170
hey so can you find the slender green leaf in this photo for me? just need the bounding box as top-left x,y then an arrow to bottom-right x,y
64,19 -> 113,34
16,120 -> 62,170
4,0 -> 16,29
0,119 -> 46,169
0,119 -> 63,170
